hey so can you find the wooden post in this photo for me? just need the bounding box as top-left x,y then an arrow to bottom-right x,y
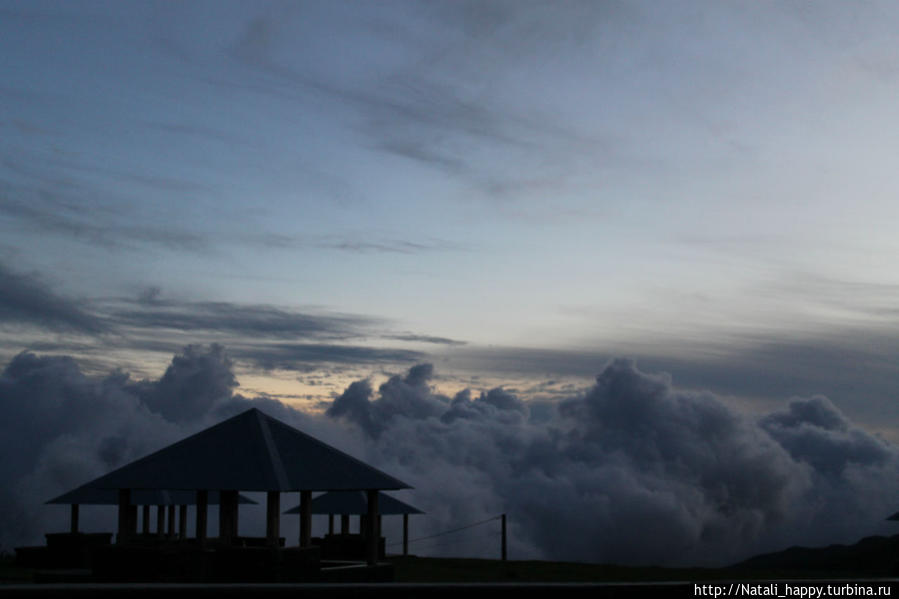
179,504 -> 187,539
341,514 -> 349,535
501,513 -> 507,561
266,491 -> 280,547
365,490 -> 378,566
167,504 -> 176,536
156,505 -> 165,535
142,505 -> 150,534
299,490 -> 311,547
128,503 -> 138,538
117,489 -> 131,544
196,490 -> 208,545
70,504 -> 79,534
402,513 -> 409,556
219,490 -> 238,544
328,514 -> 334,535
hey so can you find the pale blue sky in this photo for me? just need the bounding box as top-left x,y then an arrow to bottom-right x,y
4,0 -> 899,430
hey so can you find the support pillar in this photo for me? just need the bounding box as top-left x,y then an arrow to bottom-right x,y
167,504 -> 176,536
340,515 -> 350,535
142,505 -> 150,534
365,490 -> 378,566
179,505 -> 187,539
156,505 -> 165,535
116,489 -> 131,545
266,491 -> 280,547
299,490 -> 311,547
70,504 -> 79,534
196,490 -> 208,545
403,514 -> 409,556
501,513 -> 507,561
129,503 -> 138,539
219,490 -> 239,544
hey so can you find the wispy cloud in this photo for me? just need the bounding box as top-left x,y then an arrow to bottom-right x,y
0,262 -> 105,334
233,343 -> 425,370
107,298 -> 378,341
384,333 -> 467,346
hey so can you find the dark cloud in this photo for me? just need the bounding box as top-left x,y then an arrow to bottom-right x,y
385,334 -> 467,346
110,299 -> 377,341
439,330 -> 899,430
235,343 -> 425,371
128,344 -> 238,423
760,396 -> 894,476
0,350 -> 180,548
327,359 -> 899,565
4,347 -> 899,567
327,363 -> 447,437
0,261 -> 105,334
442,387 -> 528,425
0,344 -> 359,551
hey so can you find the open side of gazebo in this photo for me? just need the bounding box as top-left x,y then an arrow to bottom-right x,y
48,487 -> 256,539
284,491 -> 423,558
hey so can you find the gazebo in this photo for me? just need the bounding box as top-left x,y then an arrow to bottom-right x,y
284,491 -> 423,557
73,407 -> 410,568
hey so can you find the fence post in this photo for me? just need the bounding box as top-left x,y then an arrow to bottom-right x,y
501,513 -> 507,561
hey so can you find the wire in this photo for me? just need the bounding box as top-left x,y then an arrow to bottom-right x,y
386,514 -> 502,547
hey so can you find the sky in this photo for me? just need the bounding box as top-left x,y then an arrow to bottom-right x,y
4,0 -> 899,565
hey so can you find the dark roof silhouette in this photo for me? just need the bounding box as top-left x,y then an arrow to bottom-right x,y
886,511 -> 899,521
82,408 -> 410,492
47,487 -> 257,506
284,491 -> 423,516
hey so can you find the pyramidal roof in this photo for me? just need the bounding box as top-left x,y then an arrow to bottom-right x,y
284,491 -> 423,516
85,408 -> 410,492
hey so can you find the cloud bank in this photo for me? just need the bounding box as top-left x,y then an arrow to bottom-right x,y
1,346 -> 896,566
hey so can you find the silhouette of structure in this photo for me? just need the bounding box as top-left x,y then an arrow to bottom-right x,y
48,487 -> 257,537
284,491 -> 423,557
19,408 -> 411,582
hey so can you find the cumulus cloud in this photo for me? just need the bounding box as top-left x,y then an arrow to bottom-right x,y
327,363 -> 447,437
3,348 -> 898,567
128,344 -> 238,423
327,358 -> 899,565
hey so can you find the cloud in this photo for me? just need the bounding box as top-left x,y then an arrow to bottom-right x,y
127,344 -> 238,423
326,359 -> 899,565
4,347 -> 899,567
0,188 -> 209,253
109,299 -> 377,341
0,344 -> 359,551
385,334 -> 467,346
327,363 -> 448,437
0,261 -> 105,334
760,396 -> 894,476
0,350 -> 180,548
234,343 -> 426,371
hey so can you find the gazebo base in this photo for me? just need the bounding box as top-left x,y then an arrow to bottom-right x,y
90,544 -> 321,583
15,533 -> 113,569
312,534 -> 385,560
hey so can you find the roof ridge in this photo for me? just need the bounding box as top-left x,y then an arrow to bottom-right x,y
256,408 -> 290,490
258,409 -> 410,490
